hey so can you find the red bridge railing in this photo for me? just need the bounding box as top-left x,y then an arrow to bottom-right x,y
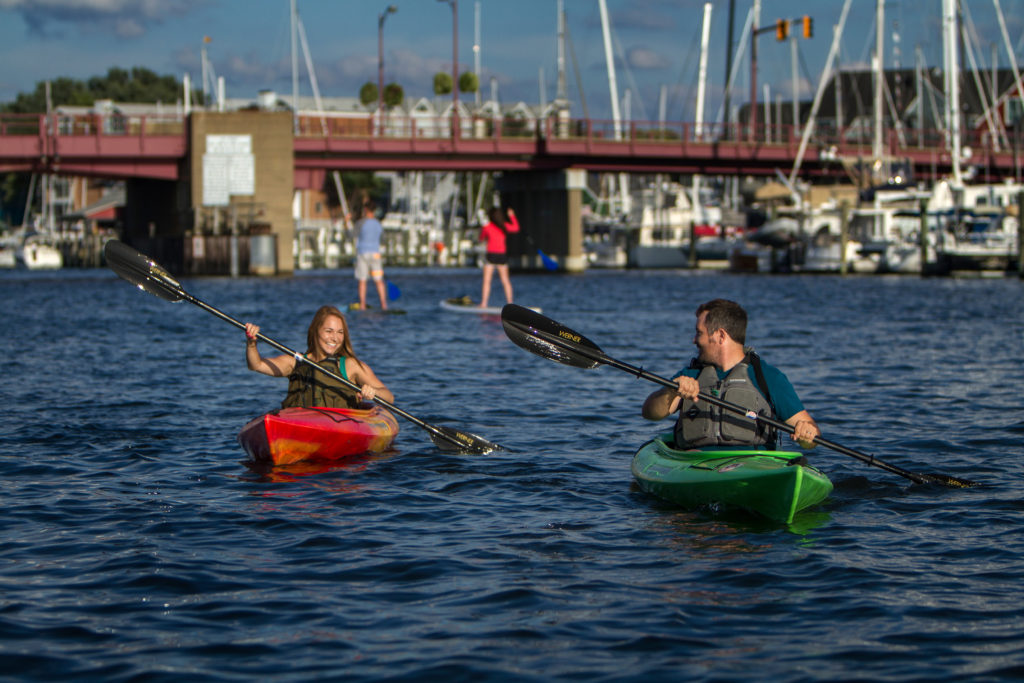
0,111 -> 1017,182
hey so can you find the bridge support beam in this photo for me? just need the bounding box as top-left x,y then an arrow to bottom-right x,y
119,177 -> 191,273
497,168 -> 586,273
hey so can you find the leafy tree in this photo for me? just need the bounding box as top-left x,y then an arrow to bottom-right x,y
322,171 -> 388,212
2,67 -> 186,113
433,72 -> 453,96
359,82 -> 378,107
1,67 -> 195,221
4,77 -> 91,113
458,72 -> 478,95
383,83 -> 404,108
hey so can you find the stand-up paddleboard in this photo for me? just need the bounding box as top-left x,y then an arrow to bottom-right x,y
347,303 -> 407,315
440,296 -> 540,315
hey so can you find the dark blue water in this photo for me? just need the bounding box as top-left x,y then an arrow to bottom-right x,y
2,265 -> 1023,681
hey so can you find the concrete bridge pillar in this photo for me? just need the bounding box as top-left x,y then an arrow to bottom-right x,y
496,168 -> 586,273
118,111 -> 295,275
188,110 -> 295,273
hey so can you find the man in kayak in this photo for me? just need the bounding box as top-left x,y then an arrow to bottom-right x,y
244,305 -> 393,408
642,298 -> 820,450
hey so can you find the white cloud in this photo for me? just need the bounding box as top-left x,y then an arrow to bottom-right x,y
628,47 -> 668,70
0,0 -> 201,36
114,17 -> 144,38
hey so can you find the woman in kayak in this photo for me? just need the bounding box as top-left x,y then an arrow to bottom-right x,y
479,206 -> 520,308
244,305 -> 393,409
642,298 -> 820,450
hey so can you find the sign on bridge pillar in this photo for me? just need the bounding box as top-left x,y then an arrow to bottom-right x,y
496,168 -> 586,273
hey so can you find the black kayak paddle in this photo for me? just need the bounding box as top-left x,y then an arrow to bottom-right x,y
104,239 -> 503,455
500,303 -> 976,488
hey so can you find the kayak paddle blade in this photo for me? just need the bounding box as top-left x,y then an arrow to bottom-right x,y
386,280 -> 401,301
918,472 -> 979,488
104,240 -> 186,303
429,425 -> 504,455
538,249 -> 559,271
500,304 -> 603,369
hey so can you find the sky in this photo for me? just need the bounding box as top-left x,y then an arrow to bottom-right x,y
1,0 -> 1023,124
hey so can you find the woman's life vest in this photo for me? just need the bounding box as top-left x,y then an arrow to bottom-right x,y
281,355 -> 359,409
674,353 -> 777,449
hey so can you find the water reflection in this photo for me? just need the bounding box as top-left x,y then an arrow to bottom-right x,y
242,448 -> 400,491
632,483 -> 833,539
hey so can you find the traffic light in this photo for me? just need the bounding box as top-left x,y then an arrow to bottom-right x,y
802,15 -> 813,38
776,18 -> 789,41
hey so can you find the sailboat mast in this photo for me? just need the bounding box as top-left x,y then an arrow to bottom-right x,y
749,0 -> 760,140
695,2 -> 712,141
873,0 -> 884,168
943,0 -> 962,185
597,0 -> 621,140
693,2 -> 713,230
723,0 -> 736,128
597,0 -> 628,216
787,0 -> 853,187
44,81 -> 55,231
473,2 -> 482,106
992,0 -> 1024,154
556,0 -> 567,103
291,0 -> 299,134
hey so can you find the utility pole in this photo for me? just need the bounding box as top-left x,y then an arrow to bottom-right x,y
436,1 -> 459,139
378,5 -> 397,121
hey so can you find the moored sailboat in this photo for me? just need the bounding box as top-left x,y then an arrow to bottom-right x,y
17,233 -> 63,270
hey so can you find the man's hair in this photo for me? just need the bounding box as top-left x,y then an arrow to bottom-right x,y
363,198 -> 377,214
696,299 -> 747,344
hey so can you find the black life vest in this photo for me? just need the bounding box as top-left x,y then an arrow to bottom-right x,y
674,352 -> 777,449
281,355 -> 359,409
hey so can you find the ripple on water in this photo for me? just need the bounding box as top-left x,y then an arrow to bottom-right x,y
3,269 -> 1024,680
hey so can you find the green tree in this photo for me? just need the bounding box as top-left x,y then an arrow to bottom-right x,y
2,67 -> 186,113
359,82 -> 378,107
322,171 -> 388,212
4,77 -> 91,113
383,83 -> 404,108
433,72 -> 453,96
0,67 -> 195,221
458,72 -> 478,95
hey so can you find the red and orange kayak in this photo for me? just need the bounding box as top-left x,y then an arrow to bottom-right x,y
238,405 -> 399,466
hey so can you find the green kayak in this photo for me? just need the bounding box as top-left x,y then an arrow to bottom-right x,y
631,434 -> 833,524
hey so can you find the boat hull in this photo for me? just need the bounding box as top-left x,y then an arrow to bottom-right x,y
631,435 -> 832,523
238,405 -> 399,466
18,242 -> 63,269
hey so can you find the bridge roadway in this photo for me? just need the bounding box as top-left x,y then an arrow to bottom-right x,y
1,112 -> 1017,186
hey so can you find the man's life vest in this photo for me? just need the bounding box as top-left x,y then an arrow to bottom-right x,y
281,355 -> 359,409
674,353 -> 777,449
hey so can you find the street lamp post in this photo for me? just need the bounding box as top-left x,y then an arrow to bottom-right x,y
378,5 -> 397,125
437,0 -> 458,139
